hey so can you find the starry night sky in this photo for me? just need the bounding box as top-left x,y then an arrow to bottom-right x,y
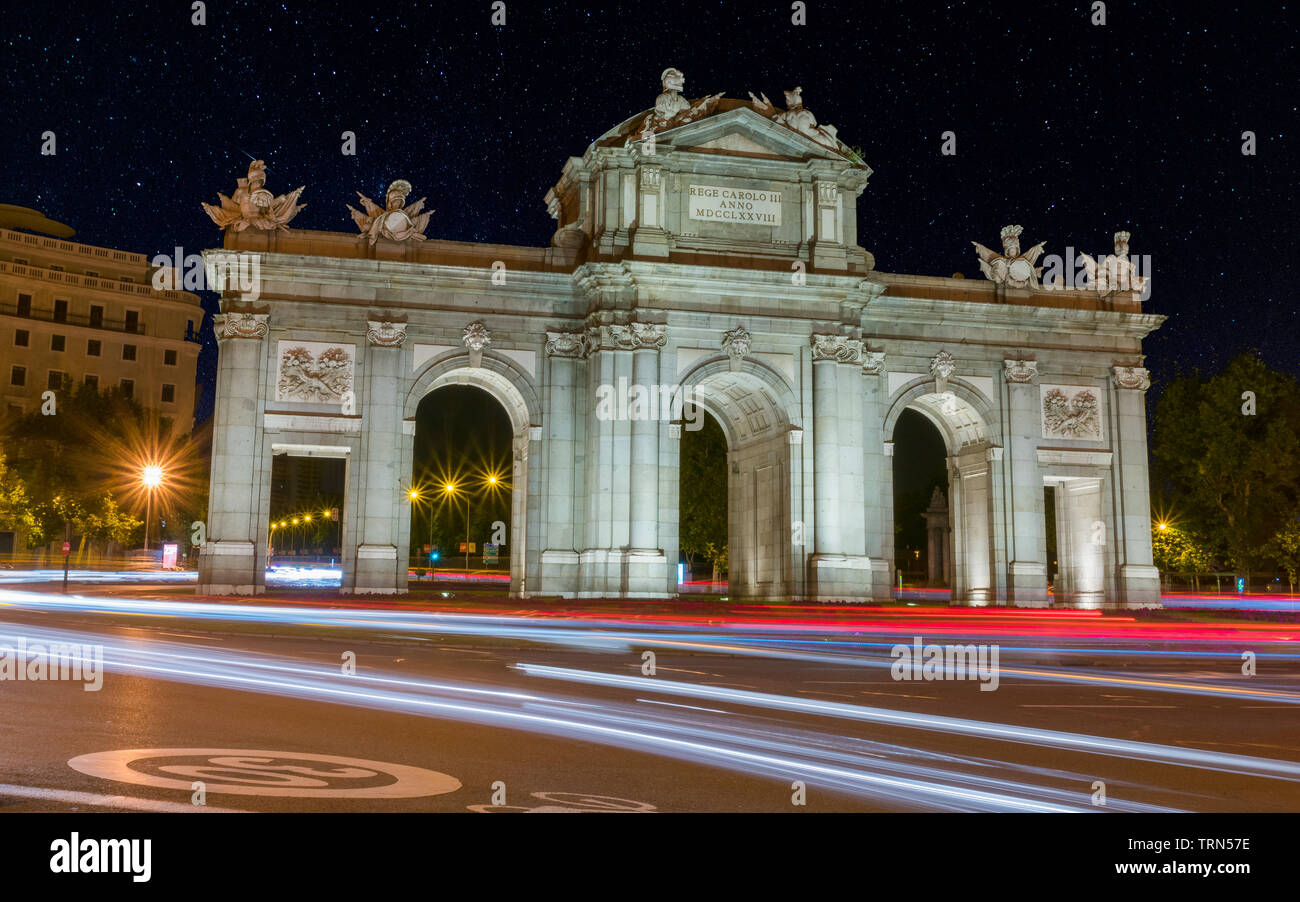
4,1 -> 1295,426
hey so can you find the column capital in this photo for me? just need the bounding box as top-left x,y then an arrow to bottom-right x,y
1112,366 -> 1151,391
583,320 -> 666,353
1003,358 -> 1038,383
862,350 -> 886,375
810,333 -> 862,363
366,317 -> 407,348
544,329 -> 586,358
214,309 -> 269,341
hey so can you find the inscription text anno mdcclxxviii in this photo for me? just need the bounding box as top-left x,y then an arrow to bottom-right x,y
688,185 -> 782,226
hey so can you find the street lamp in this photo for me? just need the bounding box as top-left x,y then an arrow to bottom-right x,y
141,464 -> 164,552
442,481 -> 474,572
409,488 -> 436,580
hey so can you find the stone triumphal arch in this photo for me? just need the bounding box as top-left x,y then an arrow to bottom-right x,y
197,69 -> 1164,607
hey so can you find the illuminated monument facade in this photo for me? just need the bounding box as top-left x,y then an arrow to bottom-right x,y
197,70 -> 1164,607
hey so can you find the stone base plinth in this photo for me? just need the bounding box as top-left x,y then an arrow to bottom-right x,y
577,549 -> 673,599
197,541 -> 263,596
1117,564 -> 1162,609
808,554 -> 873,603
1007,561 -> 1050,608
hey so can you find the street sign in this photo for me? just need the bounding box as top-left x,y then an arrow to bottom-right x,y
484,543 -> 499,564
62,541 -> 71,554
458,542 -> 477,553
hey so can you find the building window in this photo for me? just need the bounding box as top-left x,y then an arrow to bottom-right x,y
87,339 -> 101,357
120,379 -> 134,399
125,310 -> 139,333
161,384 -> 175,404
10,366 -> 25,387
16,294 -> 32,317
49,265 -> 64,272
85,270 -> 98,278
5,404 -> 20,416
164,349 -> 177,366
89,305 -> 104,328
14,329 -> 29,347
47,371 -> 64,391
51,334 -> 65,352
186,319 -> 195,338
84,374 -> 98,390
122,344 -> 136,361
53,298 -> 68,322
13,258 -> 28,266
121,277 -> 133,284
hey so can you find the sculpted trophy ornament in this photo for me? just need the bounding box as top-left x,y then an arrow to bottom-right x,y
972,225 -> 1047,289
749,86 -> 847,153
348,179 -> 432,245
1080,231 -> 1149,298
642,68 -> 723,134
202,160 -> 305,231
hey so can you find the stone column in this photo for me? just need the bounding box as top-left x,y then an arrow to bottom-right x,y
347,317 -> 407,594
1111,366 -> 1162,607
198,308 -> 270,595
1002,359 -> 1050,606
579,322 -> 670,598
630,164 -> 669,258
629,325 -> 665,551
538,330 -> 584,596
808,334 -> 872,601
861,351 -> 892,600
810,180 -> 847,271
952,445 -> 993,605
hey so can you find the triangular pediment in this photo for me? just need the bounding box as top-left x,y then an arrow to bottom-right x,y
657,106 -> 861,166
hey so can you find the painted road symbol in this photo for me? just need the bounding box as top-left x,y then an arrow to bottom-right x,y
68,749 -> 461,799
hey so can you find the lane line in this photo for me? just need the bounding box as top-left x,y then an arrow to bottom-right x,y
0,783 -> 244,813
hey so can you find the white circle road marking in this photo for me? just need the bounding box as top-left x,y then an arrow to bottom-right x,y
68,749 -> 461,799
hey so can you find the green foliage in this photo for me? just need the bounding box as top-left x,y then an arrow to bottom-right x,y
0,453 -> 38,534
1265,517 -> 1300,587
679,414 -> 727,573
1151,352 -> 1300,577
1151,524 -> 1213,580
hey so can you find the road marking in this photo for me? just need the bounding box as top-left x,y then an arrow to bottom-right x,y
468,791 -> 657,813
0,783 -> 243,812
68,749 -> 461,799
636,698 -> 731,715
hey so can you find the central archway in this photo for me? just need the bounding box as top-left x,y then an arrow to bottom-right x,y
672,357 -> 802,601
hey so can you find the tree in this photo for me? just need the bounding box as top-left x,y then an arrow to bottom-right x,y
1151,352 -> 1300,588
1151,524 -> 1214,590
679,413 -> 728,579
0,453 -> 38,540
1265,517 -> 1300,594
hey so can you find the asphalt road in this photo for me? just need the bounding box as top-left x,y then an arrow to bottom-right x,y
0,579 -> 1297,813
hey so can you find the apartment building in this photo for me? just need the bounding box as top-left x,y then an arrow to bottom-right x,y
0,223 -> 203,426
